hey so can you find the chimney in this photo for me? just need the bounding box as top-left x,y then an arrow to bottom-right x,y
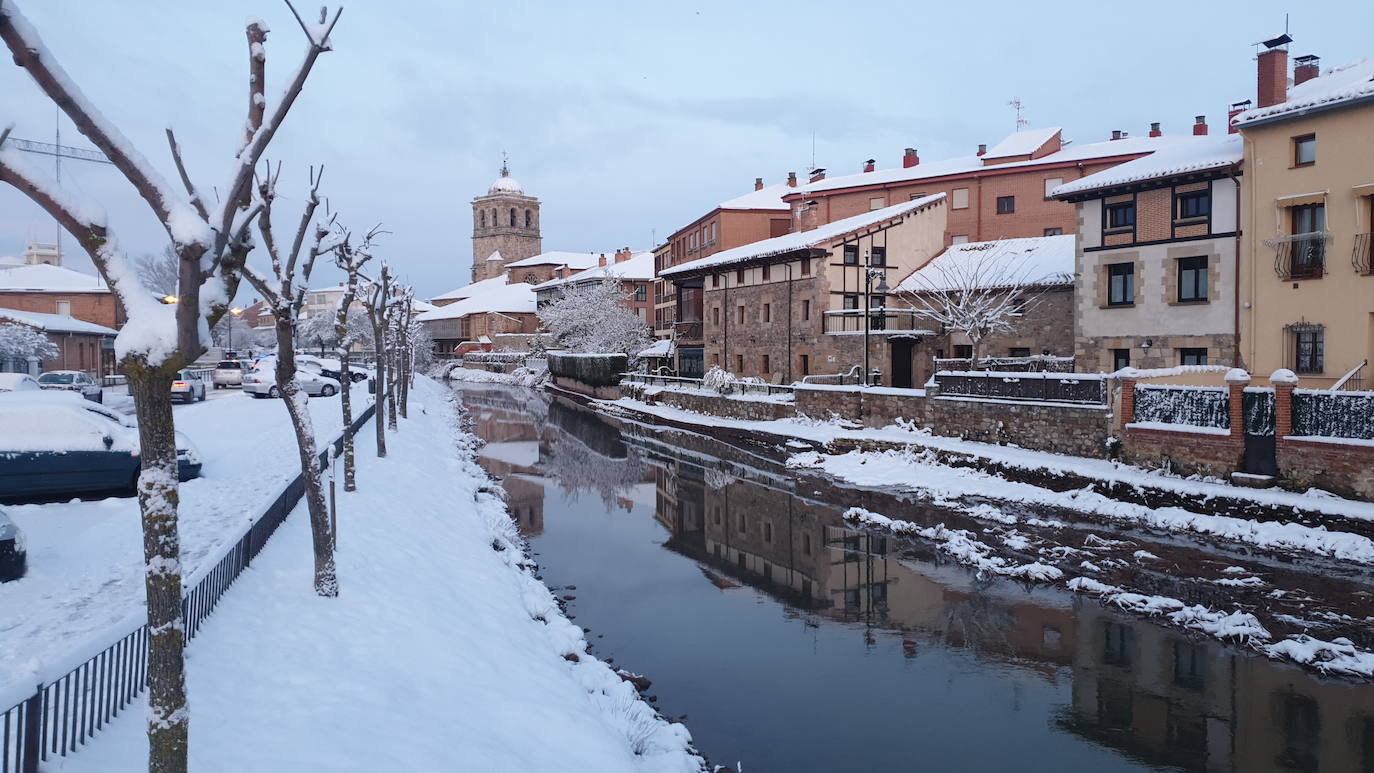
1227,100 -> 1251,133
808,168 -> 826,183
614,247 -> 631,263
598,253 -> 607,268
1193,115 -> 1209,136
754,177 -> 764,191
1110,130 -> 1123,140
976,143 -> 987,156
903,148 -> 919,168
798,200 -> 822,232
1148,122 -> 1162,137
863,159 -> 875,173
1294,54 -> 1320,85
786,171 -> 797,187
1257,47 -> 1289,108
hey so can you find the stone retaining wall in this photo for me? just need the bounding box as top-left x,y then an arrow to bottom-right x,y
623,383 -> 795,421
1277,438 -> 1374,501
926,396 -> 1112,458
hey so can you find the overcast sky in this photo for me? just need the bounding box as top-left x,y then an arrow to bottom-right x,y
2,1 -> 1371,301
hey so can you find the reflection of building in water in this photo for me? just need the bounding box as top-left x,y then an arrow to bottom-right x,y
1063,601 -> 1374,772
463,387 -> 548,538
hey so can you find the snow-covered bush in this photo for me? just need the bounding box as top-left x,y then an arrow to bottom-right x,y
702,365 -> 735,393
0,322 -> 58,362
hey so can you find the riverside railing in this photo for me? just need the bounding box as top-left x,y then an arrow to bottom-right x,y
934,370 -> 1107,404
1,400 -> 377,773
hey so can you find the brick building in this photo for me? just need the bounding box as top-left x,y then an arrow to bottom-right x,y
533,248 -> 654,324
653,177 -> 795,341
470,163 -> 542,283
783,127 -> 1188,246
417,273 -> 538,356
0,263 -> 124,330
662,194 -> 947,384
0,307 -> 117,375
1053,134 -> 1243,371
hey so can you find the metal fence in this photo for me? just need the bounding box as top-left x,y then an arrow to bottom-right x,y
1132,385 -> 1229,428
460,351 -> 527,364
932,356 -> 1076,373
621,372 -> 796,398
1,401 -> 378,773
1292,389 -> 1374,440
935,371 -> 1107,404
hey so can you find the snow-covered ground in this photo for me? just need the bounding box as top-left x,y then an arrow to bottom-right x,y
57,377 -> 702,772
0,384 -> 367,691
444,363 -> 548,387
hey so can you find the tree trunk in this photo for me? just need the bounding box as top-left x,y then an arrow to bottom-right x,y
398,343 -> 410,419
338,349 -> 355,492
370,321 -> 387,458
128,371 -> 189,773
386,338 -> 398,430
274,322 -> 338,597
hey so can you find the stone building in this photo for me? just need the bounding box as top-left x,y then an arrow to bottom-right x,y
470,162 -> 541,283
416,273 -> 538,356
662,194 -> 947,385
1053,134 -> 1242,372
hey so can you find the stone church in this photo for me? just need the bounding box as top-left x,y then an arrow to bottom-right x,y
470,163 -> 542,282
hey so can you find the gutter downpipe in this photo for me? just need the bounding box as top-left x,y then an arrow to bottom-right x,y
1230,162 -> 1244,368
786,260 -> 793,385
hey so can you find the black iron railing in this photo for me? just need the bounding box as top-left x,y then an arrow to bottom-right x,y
674,321 -> 703,341
1273,233 -> 1329,280
935,371 -> 1107,404
1353,233 -> 1373,275
1,401 -> 378,773
822,309 -> 933,334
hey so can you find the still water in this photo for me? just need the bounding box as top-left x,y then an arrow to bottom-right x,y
453,382 -> 1374,772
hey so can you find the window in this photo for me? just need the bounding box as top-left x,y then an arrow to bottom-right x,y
1107,263 -> 1135,306
843,244 -> 859,265
479,211 -> 486,227
869,197 -> 886,210
1043,227 -> 1063,237
909,192 -> 928,200
1289,204 -> 1327,278
802,300 -> 810,320
738,514 -> 747,534
1106,201 -> 1136,229
762,303 -> 771,323
763,521 -> 772,543
712,274 -> 720,288
1179,348 -> 1208,366
996,195 -> 1015,214
952,188 -> 969,209
951,235 -> 969,245
735,268 -> 745,284
800,259 -> 811,276
736,354 -> 744,373
1044,177 -> 1063,198
1175,189 -> 1210,220
843,294 -> 859,310
953,344 -> 973,358
867,246 -> 885,267
525,209 -> 532,228
1010,297 -> 1027,315
633,285 -> 647,302
689,233 -> 697,252
1103,623 -> 1134,668
1294,325 -> 1324,374
1293,133 -> 1316,167
1176,256 -> 1208,301
761,354 -> 770,374
1009,347 -> 1031,357
1112,348 -> 1131,371
1291,203 -> 1325,235
799,354 -> 810,376
55,300 -> 71,315
762,265 -> 771,281
509,208 -> 516,227
737,306 -> 745,324
712,307 -> 720,325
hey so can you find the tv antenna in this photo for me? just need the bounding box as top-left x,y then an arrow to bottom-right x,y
0,107 -> 113,260
1008,98 -> 1029,130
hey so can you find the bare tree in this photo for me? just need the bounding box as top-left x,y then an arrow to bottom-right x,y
0,320 -> 59,363
331,225 -> 380,491
897,241 -> 1066,368
362,264 -> 392,457
133,246 -> 181,297
538,274 -> 651,354
239,164 -> 340,597
0,4 -> 341,769
392,285 -> 415,420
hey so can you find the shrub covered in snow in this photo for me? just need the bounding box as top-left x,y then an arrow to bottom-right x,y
701,365 -> 735,393
0,322 -> 58,362
538,276 -> 651,355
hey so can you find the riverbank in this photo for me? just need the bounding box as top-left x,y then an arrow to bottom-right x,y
59,377 -> 704,772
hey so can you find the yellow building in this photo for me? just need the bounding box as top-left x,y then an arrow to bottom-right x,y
1235,49 -> 1374,388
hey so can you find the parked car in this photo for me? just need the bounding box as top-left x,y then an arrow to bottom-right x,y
171,369 -> 208,403
298,355 -> 369,384
242,357 -> 340,398
37,370 -> 102,403
0,373 -> 42,392
211,360 -> 246,389
0,392 -> 202,500
0,510 -> 24,582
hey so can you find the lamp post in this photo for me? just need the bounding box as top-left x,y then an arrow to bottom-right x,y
226,306 -> 242,349
861,249 -> 889,387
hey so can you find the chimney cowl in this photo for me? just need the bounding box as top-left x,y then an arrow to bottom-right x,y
786,171 -> 797,187
902,148 -> 919,168
1294,54 -> 1320,85
863,158 -> 875,173
1111,130 -> 1123,140
1149,122 -> 1162,137
754,177 -> 764,191
809,168 -> 826,183
1193,115 -> 1209,136
976,143 -> 987,156
598,254 -> 607,267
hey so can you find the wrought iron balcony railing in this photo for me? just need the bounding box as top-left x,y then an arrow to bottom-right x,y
1272,232 -> 1330,280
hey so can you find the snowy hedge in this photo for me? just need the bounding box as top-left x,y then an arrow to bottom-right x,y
547,352 -> 627,387
1133,385 -> 1229,428
1292,390 -> 1374,439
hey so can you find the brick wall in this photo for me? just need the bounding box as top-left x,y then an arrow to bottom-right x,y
1276,438 -> 1374,500
1122,425 -> 1244,478
0,291 -> 123,329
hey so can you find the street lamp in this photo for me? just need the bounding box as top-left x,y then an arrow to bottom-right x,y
226,307 -> 242,348
862,250 -> 889,387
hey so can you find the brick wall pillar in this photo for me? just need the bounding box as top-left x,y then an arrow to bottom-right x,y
1270,368 -> 1298,439
1224,369 -> 1250,445
1119,378 -> 1136,425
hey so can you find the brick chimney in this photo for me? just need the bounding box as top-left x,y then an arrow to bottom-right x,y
1110,130 -> 1123,140
786,171 -> 797,187
863,159 -> 875,173
1193,115 -> 1208,136
1257,47 -> 1289,108
976,143 -> 987,156
597,253 -> 607,268
754,177 -> 764,191
1227,100 -> 1251,133
903,148 -> 919,168
614,247 -> 631,263
1294,54 -> 1320,85
798,200 -> 822,232
808,168 -> 826,183
1148,122 -> 1162,137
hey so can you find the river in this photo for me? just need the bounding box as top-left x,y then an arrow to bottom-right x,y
452,381 -> 1374,772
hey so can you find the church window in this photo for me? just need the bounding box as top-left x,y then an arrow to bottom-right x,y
525,209 -> 532,228
480,211 -> 486,227
509,208 -> 517,227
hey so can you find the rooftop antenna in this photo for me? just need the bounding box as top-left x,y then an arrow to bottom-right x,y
500,150 -> 509,177
1008,97 -> 1029,131
810,130 -> 816,171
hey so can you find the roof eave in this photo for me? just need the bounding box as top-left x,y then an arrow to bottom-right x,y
1053,163 -> 1241,203
1237,91 -> 1374,129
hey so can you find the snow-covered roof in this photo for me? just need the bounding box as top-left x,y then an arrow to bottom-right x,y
430,274 -> 510,303
0,263 -> 109,293
505,251 -> 607,270
0,255 -> 22,268
983,127 -> 1062,159
638,339 -> 675,358
793,133 -> 1175,195
533,251 -> 654,291
416,278 -> 536,322
1235,58 -> 1374,127
0,307 -> 118,335
487,174 -> 524,195
718,182 -> 792,211
661,193 -> 946,277
485,250 -> 504,262
412,299 -> 438,313
896,235 -> 1076,293
1051,135 -> 1242,198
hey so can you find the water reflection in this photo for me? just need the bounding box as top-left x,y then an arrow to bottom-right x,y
453,383 -> 1374,772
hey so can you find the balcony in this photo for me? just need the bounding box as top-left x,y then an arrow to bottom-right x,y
1272,232 -> 1330,280
1354,232 -> 1373,275
822,309 -> 937,335
674,321 -> 703,341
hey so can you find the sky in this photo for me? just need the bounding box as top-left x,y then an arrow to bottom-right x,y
2,0 -> 1372,301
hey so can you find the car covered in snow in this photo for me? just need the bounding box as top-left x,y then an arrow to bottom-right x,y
0,373 -> 41,392
211,360 -> 245,388
302,355 -> 370,384
37,370 -> 102,403
0,392 -> 202,501
0,510 -> 23,582
171,368 -> 207,403
242,356 -> 340,398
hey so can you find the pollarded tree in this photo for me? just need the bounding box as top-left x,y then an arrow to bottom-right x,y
331,224 -> 380,492
298,297 -> 371,354
361,264 -> 393,457
238,164 -> 340,597
0,321 -> 58,364
539,275 -> 651,355
0,4 -> 341,769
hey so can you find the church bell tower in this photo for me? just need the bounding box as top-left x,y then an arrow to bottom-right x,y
471,159 -> 542,282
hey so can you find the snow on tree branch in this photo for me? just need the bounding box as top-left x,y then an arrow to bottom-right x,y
538,275 -> 651,355
0,321 -> 59,361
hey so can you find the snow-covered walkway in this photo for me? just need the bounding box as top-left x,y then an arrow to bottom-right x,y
58,377 -> 702,772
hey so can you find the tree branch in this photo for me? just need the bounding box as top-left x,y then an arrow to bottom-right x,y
242,19 -> 269,153
165,129 -> 208,220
